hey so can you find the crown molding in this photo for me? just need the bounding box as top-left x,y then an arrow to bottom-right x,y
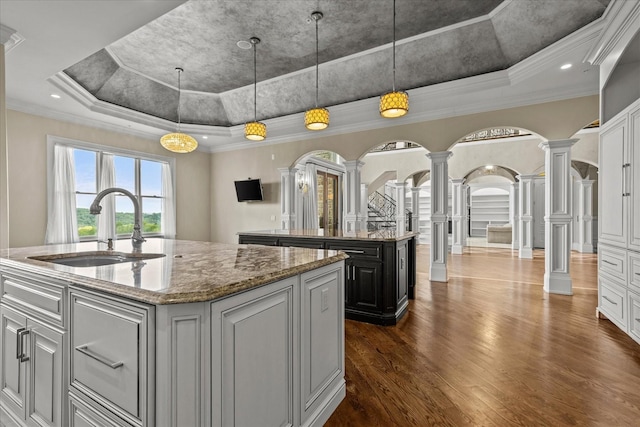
509,18 -> 603,85
0,24 -> 24,54
585,0 -> 640,65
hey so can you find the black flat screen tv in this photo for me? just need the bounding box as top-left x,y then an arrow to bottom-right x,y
234,178 -> 263,202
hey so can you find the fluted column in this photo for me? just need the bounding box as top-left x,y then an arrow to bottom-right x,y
510,181 -> 520,250
394,181 -> 407,232
343,160 -> 365,232
410,187 -> 421,233
575,179 -> 594,253
518,174 -> 536,259
427,151 -> 452,282
539,139 -> 578,295
451,178 -> 467,254
278,167 -> 298,230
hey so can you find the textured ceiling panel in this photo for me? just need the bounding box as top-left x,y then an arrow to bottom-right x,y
95,68 -> 178,121
61,0 -> 611,128
491,0 -> 610,64
64,49 -> 119,94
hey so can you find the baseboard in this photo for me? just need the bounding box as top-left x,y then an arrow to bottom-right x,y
304,380 -> 346,427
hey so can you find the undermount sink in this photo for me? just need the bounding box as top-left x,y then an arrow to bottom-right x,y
28,251 -> 166,267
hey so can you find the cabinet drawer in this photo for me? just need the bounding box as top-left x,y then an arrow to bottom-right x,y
69,391 -> 134,427
70,291 -> 149,422
599,276 -> 627,331
326,242 -> 381,259
0,269 -> 66,326
599,245 -> 626,281
279,238 -> 326,249
628,290 -> 640,345
629,252 -> 640,293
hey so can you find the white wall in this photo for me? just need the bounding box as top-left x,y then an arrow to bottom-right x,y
6,110 -> 211,247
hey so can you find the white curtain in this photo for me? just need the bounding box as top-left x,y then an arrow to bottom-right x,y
97,153 -> 116,242
302,163 -> 318,229
161,162 -> 176,239
45,145 -> 79,244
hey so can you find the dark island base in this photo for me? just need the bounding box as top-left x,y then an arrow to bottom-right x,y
238,230 -> 417,326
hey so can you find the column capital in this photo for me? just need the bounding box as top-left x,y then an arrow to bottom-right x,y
342,159 -> 365,170
538,139 -> 578,151
393,180 -> 408,188
450,178 -> 465,185
410,187 -> 421,193
277,167 -> 298,175
426,151 -> 453,162
577,179 -> 595,186
516,173 -> 539,181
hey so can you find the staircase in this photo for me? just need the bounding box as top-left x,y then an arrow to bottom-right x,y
367,190 -> 413,232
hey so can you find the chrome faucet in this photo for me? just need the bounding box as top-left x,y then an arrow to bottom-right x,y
90,187 -> 146,251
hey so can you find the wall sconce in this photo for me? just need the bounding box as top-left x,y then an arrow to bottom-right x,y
297,172 -> 308,193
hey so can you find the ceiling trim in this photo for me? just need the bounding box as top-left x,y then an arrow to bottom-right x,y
585,0 -> 640,65
0,24 -> 24,54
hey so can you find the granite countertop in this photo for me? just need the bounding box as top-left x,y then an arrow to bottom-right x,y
0,239 -> 347,305
238,229 -> 419,241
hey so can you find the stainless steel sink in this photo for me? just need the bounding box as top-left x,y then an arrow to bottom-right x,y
28,251 -> 166,267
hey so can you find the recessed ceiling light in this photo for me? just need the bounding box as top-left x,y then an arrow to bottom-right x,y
560,63 -> 572,70
202,136 -> 208,139
237,40 -> 251,49
50,94 -> 61,99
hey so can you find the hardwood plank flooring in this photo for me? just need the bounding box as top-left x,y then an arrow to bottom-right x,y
326,246 -> 640,426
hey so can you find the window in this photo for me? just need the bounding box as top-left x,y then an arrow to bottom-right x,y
47,136 -> 175,242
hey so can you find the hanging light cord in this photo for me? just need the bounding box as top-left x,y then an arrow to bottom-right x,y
253,41 -> 258,121
392,0 -> 396,92
315,14 -> 319,108
176,67 -> 183,132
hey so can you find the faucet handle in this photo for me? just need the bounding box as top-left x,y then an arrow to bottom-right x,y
98,238 -> 114,250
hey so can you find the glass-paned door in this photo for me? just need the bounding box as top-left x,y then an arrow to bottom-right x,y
317,171 -> 339,232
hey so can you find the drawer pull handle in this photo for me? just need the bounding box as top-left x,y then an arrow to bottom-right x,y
16,328 -> 29,363
76,345 -> 124,369
602,260 -> 618,266
602,296 -> 618,305
342,249 -> 365,254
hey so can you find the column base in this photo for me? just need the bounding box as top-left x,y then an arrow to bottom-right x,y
544,273 -> 573,295
512,240 -> 519,251
430,263 -> 448,282
451,244 -> 464,255
519,247 -> 533,259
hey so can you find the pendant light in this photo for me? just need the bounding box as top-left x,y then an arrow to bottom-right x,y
379,0 -> 409,118
160,67 -> 198,153
244,37 -> 267,141
304,11 -> 329,131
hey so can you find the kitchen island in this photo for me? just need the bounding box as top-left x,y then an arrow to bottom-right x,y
0,239 -> 346,427
238,229 -> 418,326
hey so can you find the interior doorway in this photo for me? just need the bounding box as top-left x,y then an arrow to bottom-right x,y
317,170 -> 339,232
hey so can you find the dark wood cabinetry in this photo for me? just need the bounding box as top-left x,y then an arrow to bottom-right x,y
238,231 -> 416,325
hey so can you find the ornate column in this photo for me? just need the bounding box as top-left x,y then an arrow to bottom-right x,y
518,174 -> 536,259
361,183 -> 369,231
410,187 -> 421,233
539,139 -> 578,295
394,181 -> 407,232
575,179 -> 594,253
451,178 -> 467,254
343,160 -> 365,232
510,181 -> 520,250
427,151 -> 452,282
278,167 -> 298,230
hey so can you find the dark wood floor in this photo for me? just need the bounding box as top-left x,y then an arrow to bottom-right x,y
326,246 -> 640,426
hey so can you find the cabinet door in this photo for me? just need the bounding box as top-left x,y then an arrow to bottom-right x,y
599,116 -> 627,246
396,242 -> 408,309
629,103 -> 640,251
211,281 -> 294,427
26,319 -> 64,427
350,259 -> 382,313
0,306 -> 27,422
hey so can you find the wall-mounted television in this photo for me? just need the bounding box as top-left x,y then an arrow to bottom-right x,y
234,178 -> 264,202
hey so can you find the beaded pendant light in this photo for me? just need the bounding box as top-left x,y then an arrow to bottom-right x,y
379,0 -> 409,118
244,37 -> 267,141
304,11 -> 329,130
160,67 -> 198,153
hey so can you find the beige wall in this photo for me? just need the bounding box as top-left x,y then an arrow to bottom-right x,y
210,96 -> 599,244
1,46 -> 8,250
6,110 -> 211,248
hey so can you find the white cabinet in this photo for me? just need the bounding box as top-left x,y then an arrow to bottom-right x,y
598,98 -> 640,344
0,269 -> 67,427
